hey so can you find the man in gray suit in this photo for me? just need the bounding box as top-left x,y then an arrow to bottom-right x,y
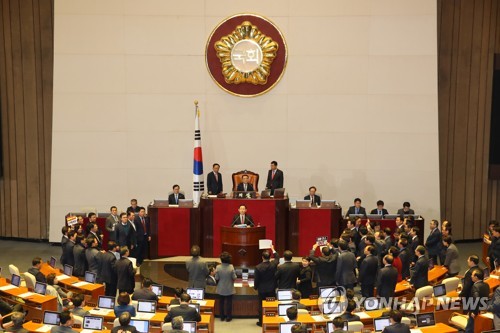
186,245 -> 209,288
442,236 -> 460,276
335,240 -> 357,290
50,311 -> 78,333
105,206 -> 119,241
382,310 -> 411,333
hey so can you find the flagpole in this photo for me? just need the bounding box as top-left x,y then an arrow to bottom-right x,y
193,100 -> 204,206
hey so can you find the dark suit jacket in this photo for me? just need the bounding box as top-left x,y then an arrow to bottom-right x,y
163,304 -> 201,322
397,208 -> 415,215
236,183 -> 254,192
27,267 -> 46,283
304,194 -> 321,206
410,236 -> 420,261
133,216 -> 150,241
370,208 -> 389,215
346,206 -> 367,217
132,287 -> 158,301
398,247 -> 411,279
97,251 -> 117,284
206,275 -> 217,286
410,256 -> 429,289
470,281 -> 490,315
459,265 -> 478,298
186,257 -> 209,288
73,243 -> 87,277
443,243 -> 460,274
359,255 -> 379,286
254,252 -> 280,293
266,169 -> 284,192
116,257 -> 135,292
62,241 -> 75,267
377,265 -> 398,298
309,250 -> 337,286
115,221 -> 137,249
275,261 -> 300,289
207,171 -> 223,195
335,251 -> 357,286
231,214 -> 254,227
168,193 -> 185,205
337,313 -> 361,322
425,228 -> 442,256
382,323 -> 411,333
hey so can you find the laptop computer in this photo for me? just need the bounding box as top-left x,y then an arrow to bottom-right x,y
97,296 -> 115,309
364,297 -> 380,311
188,303 -> 200,313
151,284 -> 163,298
11,274 -> 21,287
279,322 -> 299,333
383,214 -> 400,219
374,317 -> 391,332
277,289 -> 293,302
49,257 -> 57,269
367,214 -> 383,219
183,321 -> 197,333
153,200 -> 169,207
295,200 -> 311,208
179,199 -> 193,208
63,264 -> 73,276
136,300 -> 156,319
81,316 -> 104,333
433,284 -> 447,297
261,190 -> 271,198
273,188 -> 285,199
84,271 -> 96,284
322,301 -> 343,316
326,321 -> 348,333
416,312 -> 436,327
129,319 -> 150,333
37,310 -> 60,332
35,282 -> 47,295
278,303 -> 297,317
319,286 -> 339,299
320,200 -> 337,209
186,288 -> 204,301
348,214 -> 365,220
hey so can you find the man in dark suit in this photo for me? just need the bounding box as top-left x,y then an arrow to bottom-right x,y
207,163 -> 223,195
370,200 -> 389,216
28,257 -> 46,283
126,198 -> 141,214
133,207 -> 150,266
163,293 -> 201,323
376,255 -> 398,305
304,186 -> 321,206
410,246 -> 429,290
236,174 -> 254,192
275,250 -> 300,289
168,184 -> 185,205
345,198 -> 367,217
309,243 -> 337,288
98,241 -> 118,297
186,245 -> 209,288
115,212 -> 136,250
465,268 -> 490,333
397,202 -> 415,216
116,246 -> 136,294
347,218 -> 362,248
442,236 -> 460,276
231,205 -> 254,227
88,222 -> 103,250
459,255 -> 479,298
359,245 -> 379,297
265,161 -> 284,195
397,238 -> 411,280
105,206 -> 119,241
62,230 -> 76,267
336,300 -> 361,322
254,246 -> 279,326
425,219 -> 442,264
132,277 -> 158,301
335,240 -> 357,290
382,310 -> 411,333
409,227 -> 420,263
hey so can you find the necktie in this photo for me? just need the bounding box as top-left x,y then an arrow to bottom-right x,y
241,215 -> 244,224
215,173 -> 218,182
175,194 -> 178,204
311,196 -> 314,205
378,210 -> 381,215
355,207 -> 359,214
141,217 -> 146,234
244,184 -> 247,191
272,170 -> 275,179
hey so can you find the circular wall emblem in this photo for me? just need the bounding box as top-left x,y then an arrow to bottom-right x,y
206,14 -> 288,97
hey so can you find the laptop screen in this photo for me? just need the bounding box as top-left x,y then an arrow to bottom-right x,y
83,316 -> 103,330
49,257 -> 57,269
151,284 -> 163,297
416,312 -> 436,327
186,288 -> 204,300
277,289 -> 293,301
130,319 -> 149,333
35,282 -> 47,295
319,286 -> 339,299
97,296 -> 115,309
374,317 -> 391,332
364,298 -> 380,311
84,271 -> 96,284
188,303 -> 200,313
278,303 -> 297,316
279,322 -> 299,333
433,284 -> 447,297
43,311 -> 60,325
183,322 -> 197,333
11,274 -> 21,287
63,264 -> 73,276
137,300 -> 156,313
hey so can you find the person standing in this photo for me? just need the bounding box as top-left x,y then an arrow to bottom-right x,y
359,245 -> 379,297
442,236 -> 460,276
276,250 -> 300,289
133,207 -> 150,266
410,246 -> 429,290
73,235 -> 86,277
85,236 -> 100,275
207,163 -> 223,195
254,246 -> 279,327
116,246 -> 136,294
425,220 -> 442,264
376,255 -> 398,306
115,212 -> 136,250
98,241 -> 119,297
309,243 -> 337,288
215,252 -> 236,322
297,257 -> 313,298
105,206 -> 119,241
335,240 -> 357,290
186,245 -> 209,288
464,269 -> 489,333
265,161 -> 284,195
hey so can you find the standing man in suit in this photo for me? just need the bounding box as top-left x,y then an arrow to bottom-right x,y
116,246 -> 136,294
168,185 -> 185,205
236,174 -> 254,192
186,245 -> 209,288
62,231 -> 76,267
370,200 -> 389,216
207,163 -> 223,195
442,236 -> 460,276
465,268 -> 490,333
410,246 -> 429,290
115,212 -> 136,251
254,246 -> 279,327
98,241 -> 118,297
335,240 -> 357,290
133,207 -> 150,266
304,186 -> 321,206
105,206 -> 119,241
409,227 -> 420,263
425,220 -> 442,264
395,216 -> 405,232
231,205 -> 254,227
85,236 -> 100,275
345,198 -> 366,217
266,161 -> 284,195
382,310 -> 411,333
309,242 -> 337,288
397,202 -> 415,216
126,199 -> 141,214
276,250 -> 300,289
376,255 -> 398,305
88,222 -> 103,250
359,245 -> 379,297
459,255 -> 480,299
397,238 -> 411,280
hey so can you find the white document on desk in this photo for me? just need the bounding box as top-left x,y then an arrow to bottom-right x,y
72,281 -> 90,287
57,274 -> 70,280
0,285 -> 17,291
259,239 -> 272,249
18,292 -> 35,298
356,311 -> 372,320
410,330 -> 423,333
311,315 -> 326,322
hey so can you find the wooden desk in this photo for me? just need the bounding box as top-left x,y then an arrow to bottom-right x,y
158,296 -> 215,312
23,321 -> 111,333
419,322 -> 458,333
475,313 -> 494,333
262,299 -> 319,314
395,266 -> 448,294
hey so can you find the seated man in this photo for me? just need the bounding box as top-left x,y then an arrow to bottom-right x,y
163,293 -> 201,323
345,198 -> 366,217
397,202 -> 415,215
236,175 -> 254,192
51,311 -> 78,333
291,324 -> 307,333
4,311 -> 28,333
169,316 -> 187,333
231,205 -> 254,227
111,311 -> 137,333
382,310 -> 410,333
370,200 -> 389,215
304,186 -> 321,206
331,317 -> 346,333
132,278 -> 158,301
70,293 -> 90,318
286,306 -> 298,321
335,300 -> 360,322
0,300 -> 24,326
28,257 -> 46,283
291,290 -> 307,310
168,185 -> 185,205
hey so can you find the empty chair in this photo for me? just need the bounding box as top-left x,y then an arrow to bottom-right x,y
348,321 -> 363,332
22,272 -> 36,291
400,286 -> 433,312
442,277 -> 460,292
401,317 -> 411,326
449,312 -> 467,330
8,265 -> 20,277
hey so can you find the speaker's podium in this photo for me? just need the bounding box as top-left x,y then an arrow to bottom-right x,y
220,226 -> 265,267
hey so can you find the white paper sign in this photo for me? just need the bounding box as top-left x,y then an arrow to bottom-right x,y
259,239 -> 272,249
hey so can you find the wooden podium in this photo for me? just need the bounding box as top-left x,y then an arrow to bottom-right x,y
220,226 -> 265,267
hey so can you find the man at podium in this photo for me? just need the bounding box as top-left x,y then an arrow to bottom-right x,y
231,205 -> 254,227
